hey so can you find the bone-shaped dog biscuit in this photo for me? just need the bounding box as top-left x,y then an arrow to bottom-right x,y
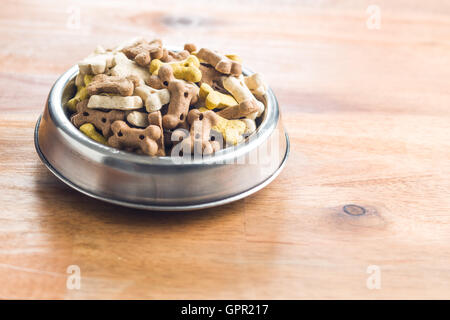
159,65 -> 199,130
184,43 -> 197,53
222,75 -> 265,119
79,123 -> 108,145
66,74 -> 93,112
135,84 -> 170,112
216,99 -> 260,120
196,48 -> 242,76
87,95 -> 143,111
178,109 -> 221,155
150,55 -> 202,83
213,116 -> 246,146
122,39 -> 164,67
87,74 -> 137,97
126,111 -> 167,156
225,54 -> 242,63
126,111 -> 149,128
78,47 -> 115,75
71,100 -> 125,137
148,111 -> 165,156
199,83 -> 238,110
67,87 -> 88,113
109,52 -> 150,84
198,64 -> 226,92
241,118 -> 257,135
199,107 -> 246,145
145,75 -> 165,89
222,76 -> 257,104
244,73 -> 267,97
160,49 -> 190,63
108,120 -> 162,156
221,120 -> 246,145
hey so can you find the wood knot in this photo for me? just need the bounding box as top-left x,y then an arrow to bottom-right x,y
329,204 -> 386,231
343,204 -> 366,216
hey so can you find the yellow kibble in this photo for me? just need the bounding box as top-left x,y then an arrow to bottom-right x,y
199,107 -> 245,145
149,59 -> 164,75
66,86 -> 88,112
172,64 -> 202,83
66,74 -> 93,112
199,84 -> 211,101
84,74 -> 93,85
225,54 -> 242,63
199,83 -> 238,110
79,123 -> 108,145
150,55 -> 202,82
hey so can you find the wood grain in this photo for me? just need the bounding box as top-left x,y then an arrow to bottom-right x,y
0,0 -> 449,299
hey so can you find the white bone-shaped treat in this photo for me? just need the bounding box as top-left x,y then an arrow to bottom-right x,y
127,111 -> 149,128
244,73 -> 267,97
109,52 -> 151,84
241,118 -> 257,134
87,95 -> 143,110
135,84 -> 170,112
78,48 -> 115,75
222,76 -> 265,119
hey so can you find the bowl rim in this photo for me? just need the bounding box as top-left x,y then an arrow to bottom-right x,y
47,64 -> 280,167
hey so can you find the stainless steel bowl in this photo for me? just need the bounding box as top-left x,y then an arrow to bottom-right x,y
35,65 -> 290,211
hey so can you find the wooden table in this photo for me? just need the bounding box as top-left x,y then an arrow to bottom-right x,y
1,0 -> 449,299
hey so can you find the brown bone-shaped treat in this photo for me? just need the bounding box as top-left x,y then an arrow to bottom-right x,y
157,64 -> 175,86
71,99 -> 125,137
217,99 -> 259,120
145,75 -> 164,89
199,64 -> 226,93
196,48 -> 242,76
108,120 -> 162,156
122,39 -> 164,67
184,43 -> 197,53
160,49 -> 190,62
158,65 -> 199,130
87,74 -> 137,96
182,109 -> 221,155
148,111 -> 165,156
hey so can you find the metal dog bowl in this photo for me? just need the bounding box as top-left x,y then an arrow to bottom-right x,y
35,65 -> 290,211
